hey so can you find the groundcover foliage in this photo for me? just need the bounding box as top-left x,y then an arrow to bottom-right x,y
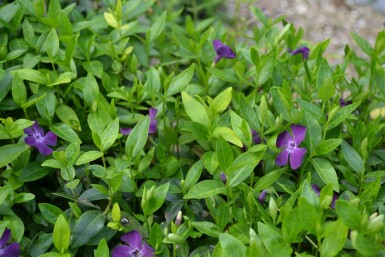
2,0 -> 385,256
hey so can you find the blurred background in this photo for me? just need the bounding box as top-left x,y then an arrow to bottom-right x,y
229,0 -> 385,61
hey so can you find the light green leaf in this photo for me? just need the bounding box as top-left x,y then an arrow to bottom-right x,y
219,233 -> 247,257
0,144 -> 28,168
341,140 -> 364,175
314,139 -> 342,156
71,210 -> 105,248
167,64 -> 194,96
209,87 -> 232,115
182,91 -> 209,127
148,11 -> 167,43
125,116 -> 149,159
53,214 -> 70,253
184,180 -> 226,199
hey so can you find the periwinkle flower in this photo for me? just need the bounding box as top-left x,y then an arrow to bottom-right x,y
276,124 -> 307,170
120,108 -> 158,136
112,230 -> 154,257
0,229 -> 20,257
258,190 -> 267,203
212,39 -> 236,64
220,172 -> 227,183
251,129 -> 261,144
289,46 -> 310,60
24,121 -> 57,156
339,98 -> 352,107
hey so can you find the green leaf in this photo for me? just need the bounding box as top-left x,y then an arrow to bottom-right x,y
341,140 -> 364,175
125,116 -> 149,159
318,77 -> 335,102
38,203 -> 64,224
297,99 -> 325,122
47,72 -> 75,87
212,127 -> 243,148
0,144 -> 28,168
216,135 -> 234,171
101,118 -> 119,152
190,221 -> 221,238
327,101 -> 360,130
84,73 -> 99,109
95,239 -> 109,257
351,32 -> 372,56
45,28 -> 59,59
11,74 -> 27,106
184,180 -> 226,199
258,222 -> 292,257
71,210 -> 106,248
298,197 -> 320,235
148,11 -> 167,43
83,61 -> 104,79
282,208 -> 302,243
207,68 -> 238,83
142,182 -> 169,215
320,219 -> 348,257
311,158 -> 339,192
314,139 -> 342,156
219,233 -> 247,257
56,105 -> 81,131
50,123 -> 81,143
254,168 -> 286,191
53,214 -> 70,253
0,185 -> 12,205
183,160 -> 203,192
166,64 -> 194,96
3,214 -> 24,242
13,193 -> 35,204
14,68 -> 48,85
271,87 -> 291,122
335,200 -> 362,231
209,87 -> 232,115
76,151 -> 103,166
182,91 -> 209,127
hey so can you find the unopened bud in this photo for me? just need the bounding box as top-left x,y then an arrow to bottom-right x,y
175,211 -> 183,226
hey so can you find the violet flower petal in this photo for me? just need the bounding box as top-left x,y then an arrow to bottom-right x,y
24,136 -> 38,148
275,148 -> 290,166
42,131 -> 57,146
141,243 -> 155,257
36,143 -> 54,156
111,245 -> 132,257
217,46 -> 236,59
289,147 -> 307,170
32,122 -> 45,136
23,127 -> 35,136
251,129 -> 261,144
0,242 -> 20,257
121,230 -> 142,249
311,184 -> 320,195
120,127 -> 132,135
276,131 -> 291,148
258,190 -> 267,203
212,40 -> 223,52
0,229 -> 10,249
291,124 -> 307,145
148,108 -> 158,134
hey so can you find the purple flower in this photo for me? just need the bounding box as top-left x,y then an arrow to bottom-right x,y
251,129 -> 261,144
212,40 -> 236,64
258,190 -> 267,203
339,98 -> 352,107
276,124 -> 307,170
112,230 -> 154,257
220,172 -> 227,183
24,121 -> 57,156
0,229 -> 20,257
120,108 -> 158,136
289,46 -> 310,60
311,184 -> 338,209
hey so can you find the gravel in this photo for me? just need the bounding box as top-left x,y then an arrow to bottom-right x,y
228,0 -> 385,62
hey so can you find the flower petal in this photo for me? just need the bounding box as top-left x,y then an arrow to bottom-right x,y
217,45 -> 236,59
25,136 -> 39,148
0,242 -> 20,257
0,229 -> 10,249
276,131 -> 291,148
120,127 -> 132,135
291,124 -> 306,145
111,245 -> 132,257
36,143 -> 54,156
141,242 -> 155,257
311,184 -> 320,195
121,230 -> 142,249
32,122 -> 45,137
24,127 -> 35,136
275,148 -> 290,167
148,108 -> 157,134
42,131 -> 57,146
251,129 -> 261,144
212,40 -> 224,52
289,147 -> 307,170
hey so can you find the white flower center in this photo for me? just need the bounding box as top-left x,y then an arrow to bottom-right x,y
287,140 -> 297,153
